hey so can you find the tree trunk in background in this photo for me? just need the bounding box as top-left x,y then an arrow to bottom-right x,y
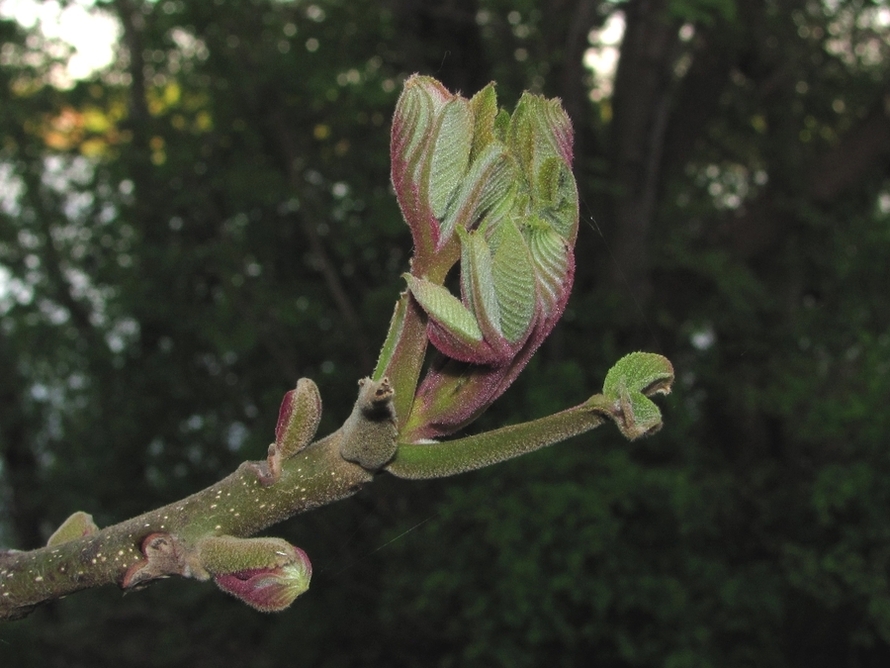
607,0 -> 680,305
537,0 -> 603,161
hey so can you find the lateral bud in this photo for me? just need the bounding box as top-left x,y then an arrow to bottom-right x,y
198,536 -> 312,612
275,378 -> 322,459
339,377 -> 399,471
46,511 -> 99,547
248,378 -> 322,486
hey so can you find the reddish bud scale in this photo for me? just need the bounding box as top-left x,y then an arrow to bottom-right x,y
212,546 -> 312,613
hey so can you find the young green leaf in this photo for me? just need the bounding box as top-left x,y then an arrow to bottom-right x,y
601,352 -> 675,439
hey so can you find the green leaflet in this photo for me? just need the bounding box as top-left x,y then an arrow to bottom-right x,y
538,159 -> 578,242
428,99 -> 472,220
507,93 -> 537,178
507,94 -> 578,246
396,80 -> 437,178
469,83 -> 498,163
510,93 -> 572,170
494,107 -> 510,142
490,218 -> 536,343
439,142 -> 514,244
459,226 -> 503,341
525,223 -> 570,315
536,156 -> 563,208
403,273 -> 484,344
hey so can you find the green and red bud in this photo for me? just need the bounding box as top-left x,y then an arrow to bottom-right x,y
200,536 -> 312,613
274,378 -> 322,459
213,557 -> 311,613
390,76 -> 514,272
391,79 -> 579,440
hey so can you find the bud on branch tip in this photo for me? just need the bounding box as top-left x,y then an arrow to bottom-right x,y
599,352 -> 675,440
391,76 -> 579,439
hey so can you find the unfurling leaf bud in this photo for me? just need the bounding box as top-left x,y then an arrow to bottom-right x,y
390,75 -> 514,268
394,78 -> 580,440
599,352 -> 675,440
199,536 -> 312,613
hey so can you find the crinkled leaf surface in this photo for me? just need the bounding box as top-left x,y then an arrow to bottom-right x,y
601,352 -> 675,440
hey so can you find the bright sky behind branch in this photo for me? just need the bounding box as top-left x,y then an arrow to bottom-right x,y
0,0 -> 120,82
583,12 -> 624,102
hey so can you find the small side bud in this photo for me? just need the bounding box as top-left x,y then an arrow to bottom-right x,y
46,511 -> 99,547
275,378 -> 322,459
339,377 -> 399,471
248,378 -> 323,486
122,533 -> 195,589
199,536 -> 312,612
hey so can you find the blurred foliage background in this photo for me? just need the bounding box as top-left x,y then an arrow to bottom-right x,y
1,0 -> 890,665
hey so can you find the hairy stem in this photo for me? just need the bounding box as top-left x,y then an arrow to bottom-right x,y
0,429 -> 371,621
373,292 -> 430,427
385,395 -> 612,479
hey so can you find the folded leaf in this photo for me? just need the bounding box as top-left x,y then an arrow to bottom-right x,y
601,352 -> 675,440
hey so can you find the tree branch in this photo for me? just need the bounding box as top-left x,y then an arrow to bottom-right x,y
0,76 -> 673,624
0,350 -> 673,620
0,383 -> 376,621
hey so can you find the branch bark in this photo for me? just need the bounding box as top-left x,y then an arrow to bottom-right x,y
0,363 -> 672,621
0,430 -> 371,620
